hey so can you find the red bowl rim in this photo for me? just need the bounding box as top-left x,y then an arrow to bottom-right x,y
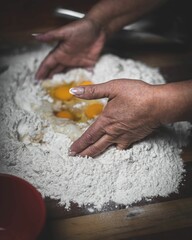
0,173 -> 46,237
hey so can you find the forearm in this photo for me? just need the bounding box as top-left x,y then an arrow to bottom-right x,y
154,80 -> 192,124
86,0 -> 168,36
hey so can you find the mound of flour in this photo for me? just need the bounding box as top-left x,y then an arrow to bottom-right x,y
0,45 -> 191,210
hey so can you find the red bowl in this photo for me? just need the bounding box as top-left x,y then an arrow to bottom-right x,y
0,173 -> 46,240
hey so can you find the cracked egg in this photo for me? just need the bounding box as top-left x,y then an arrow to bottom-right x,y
41,79 -> 104,123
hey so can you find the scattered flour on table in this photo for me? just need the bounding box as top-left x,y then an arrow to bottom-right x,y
0,45 -> 191,210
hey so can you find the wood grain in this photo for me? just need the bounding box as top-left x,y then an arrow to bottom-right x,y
50,197 -> 192,240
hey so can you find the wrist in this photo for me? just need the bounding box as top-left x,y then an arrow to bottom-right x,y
153,81 -> 192,125
84,14 -> 108,38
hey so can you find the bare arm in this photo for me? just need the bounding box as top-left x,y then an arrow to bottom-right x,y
86,0 -> 168,36
154,80 -> 192,124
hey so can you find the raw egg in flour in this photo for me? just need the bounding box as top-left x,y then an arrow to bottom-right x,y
49,84 -> 73,101
79,80 -> 93,86
85,103 -> 104,119
42,79 -> 104,123
54,85 -> 73,101
55,110 -> 75,120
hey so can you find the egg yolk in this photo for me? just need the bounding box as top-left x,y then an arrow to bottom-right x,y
45,80 -> 104,122
54,85 -> 73,101
85,103 -> 104,119
78,80 -> 93,86
55,110 -> 75,120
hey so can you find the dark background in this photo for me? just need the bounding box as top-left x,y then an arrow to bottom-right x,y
0,1 -> 192,240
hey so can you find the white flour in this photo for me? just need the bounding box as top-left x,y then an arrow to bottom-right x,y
0,45 -> 191,211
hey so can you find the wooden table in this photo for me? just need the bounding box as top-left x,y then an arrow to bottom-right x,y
1,1 -> 192,239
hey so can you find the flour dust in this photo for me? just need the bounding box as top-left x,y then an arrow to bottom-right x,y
0,45 -> 191,211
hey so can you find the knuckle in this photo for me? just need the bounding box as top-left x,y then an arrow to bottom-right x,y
51,54 -> 58,62
87,85 -> 96,96
84,132 -> 94,144
42,64 -> 50,71
42,61 -> 53,70
104,125 -> 118,137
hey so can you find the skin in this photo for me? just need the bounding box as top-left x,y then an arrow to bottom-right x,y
35,19 -> 106,79
69,80 -> 192,157
35,0 -> 192,157
69,80 -> 159,157
35,0 -> 167,79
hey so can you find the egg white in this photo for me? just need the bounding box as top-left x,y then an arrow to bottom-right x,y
35,69 -> 96,141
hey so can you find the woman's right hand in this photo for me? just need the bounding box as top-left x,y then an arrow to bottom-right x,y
35,18 -> 106,80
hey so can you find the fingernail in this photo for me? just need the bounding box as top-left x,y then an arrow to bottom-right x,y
31,33 -> 41,37
69,87 -> 84,96
68,150 -> 77,156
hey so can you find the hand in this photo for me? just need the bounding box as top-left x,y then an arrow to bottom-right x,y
69,79 -> 161,157
35,18 -> 106,79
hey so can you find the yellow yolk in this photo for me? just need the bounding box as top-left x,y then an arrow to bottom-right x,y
85,103 -> 104,119
79,80 -> 93,86
44,79 -> 104,122
55,110 -> 75,120
54,85 -> 73,101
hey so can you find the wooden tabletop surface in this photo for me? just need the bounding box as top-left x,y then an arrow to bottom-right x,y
1,1 -> 192,239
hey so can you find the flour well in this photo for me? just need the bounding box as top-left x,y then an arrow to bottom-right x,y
0,45 -> 191,210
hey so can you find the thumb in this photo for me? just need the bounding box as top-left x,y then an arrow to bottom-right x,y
34,27 -> 66,42
69,81 -> 114,100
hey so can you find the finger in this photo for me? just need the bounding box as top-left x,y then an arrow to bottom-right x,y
48,64 -> 65,78
116,143 -> 131,150
35,53 -> 58,80
69,81 -> 115,100
79,135 -> 114,158
69,117 -> 106,155
35,27 -> 66,42
116,134 -> 134,150
115,132 -> 134,150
